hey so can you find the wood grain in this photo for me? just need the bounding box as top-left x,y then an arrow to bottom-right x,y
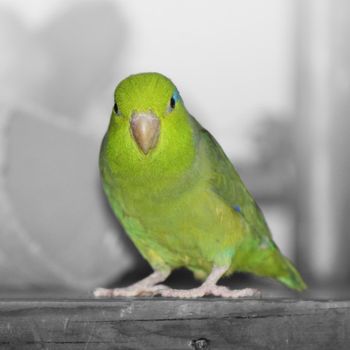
0,298 -> 349,349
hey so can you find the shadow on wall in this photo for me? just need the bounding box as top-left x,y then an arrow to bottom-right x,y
0,1 -> 144,291
0,1 -> 126,121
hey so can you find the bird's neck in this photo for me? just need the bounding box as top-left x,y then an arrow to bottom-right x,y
100,123 -> 200,201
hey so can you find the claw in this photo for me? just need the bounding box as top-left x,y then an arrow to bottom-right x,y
93,288 -> 114,297
93,284 -> 169,298
160,286 -> 261,299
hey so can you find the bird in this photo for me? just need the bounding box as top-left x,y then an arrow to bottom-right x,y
94,72 -> 306,298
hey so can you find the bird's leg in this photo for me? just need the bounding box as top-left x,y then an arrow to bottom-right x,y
160,265 -> 261,298
94,269 -> 171,297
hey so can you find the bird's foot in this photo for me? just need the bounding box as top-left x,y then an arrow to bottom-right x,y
160,286 -> 261,299
94,284 -> 169,297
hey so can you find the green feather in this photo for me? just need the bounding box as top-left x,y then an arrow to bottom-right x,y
100,72 -> 306,291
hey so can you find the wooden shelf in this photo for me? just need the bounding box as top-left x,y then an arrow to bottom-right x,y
0,298 -> 349,349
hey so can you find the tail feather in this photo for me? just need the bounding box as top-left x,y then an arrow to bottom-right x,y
239,240 -> 307,291
277,257 -> 307,291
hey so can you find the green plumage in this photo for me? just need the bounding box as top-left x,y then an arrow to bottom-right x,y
100,72 -> 306,291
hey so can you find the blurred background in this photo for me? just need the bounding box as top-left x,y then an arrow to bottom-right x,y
0,0 -> 349,298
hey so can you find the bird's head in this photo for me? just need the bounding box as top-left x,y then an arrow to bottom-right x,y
108,72 -> 192,158
103,73 -> 198,182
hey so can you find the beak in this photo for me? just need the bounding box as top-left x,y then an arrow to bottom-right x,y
130,112 -> 160,154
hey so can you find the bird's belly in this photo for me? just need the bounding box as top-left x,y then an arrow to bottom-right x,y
119,186 -> 246,273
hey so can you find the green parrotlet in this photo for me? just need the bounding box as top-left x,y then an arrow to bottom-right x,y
94,72 -> 306,298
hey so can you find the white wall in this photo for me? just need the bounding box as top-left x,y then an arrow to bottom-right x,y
1,0 -> 294,161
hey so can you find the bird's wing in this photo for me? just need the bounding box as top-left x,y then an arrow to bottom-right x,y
195,120 -> 272,240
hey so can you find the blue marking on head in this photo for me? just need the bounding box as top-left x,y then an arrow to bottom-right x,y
172,90 -> 181,102
233,205 -> 241,213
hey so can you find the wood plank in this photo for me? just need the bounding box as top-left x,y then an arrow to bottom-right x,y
0,299 -> 349,349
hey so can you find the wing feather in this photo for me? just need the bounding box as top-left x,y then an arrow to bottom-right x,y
194,118 -> 272,240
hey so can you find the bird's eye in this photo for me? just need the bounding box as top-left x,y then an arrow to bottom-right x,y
167,90 -> 180,113
113,102 -> 119,115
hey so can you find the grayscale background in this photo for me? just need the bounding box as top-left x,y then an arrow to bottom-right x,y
0,0 -> 349,297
